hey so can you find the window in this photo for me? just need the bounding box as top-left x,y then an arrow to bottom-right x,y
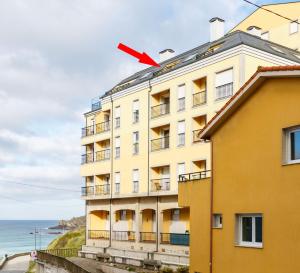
213,214 -> 223,228
237,214 -> 262,247
261,31 -> 269,40
133,100 -> 139,123
115,172 -> 120,194
132,169 -> 139,193
177,84 -> 185,111
133,131 -> 139,155
115,136 -> 120,158
120,210 -> 126,220
215,68 -> 233,100
290,21 -> 298,34
172,209 -> 180,221
177,120 -> 185,146
284,126 -> 300,164
177,163 -> 185,181
115,106 -> 121,128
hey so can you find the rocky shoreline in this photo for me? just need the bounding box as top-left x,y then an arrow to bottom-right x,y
48,216 -> 85,230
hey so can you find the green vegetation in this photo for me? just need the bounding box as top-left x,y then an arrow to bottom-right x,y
160,267 -> 174,273
26,261 -> 36,273
47,228 -> 85,250
176,266 -> 189,273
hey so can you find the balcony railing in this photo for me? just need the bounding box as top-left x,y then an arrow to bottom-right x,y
81,153 -> 94,164
178,170 -> 211,182
81,186 -> 94,196
140,232 -> 156,243
151,178 -> 170,192
81,125 -> 94,137
112,231 -> 135,241
193,91 -> 207,106
95,149 -> 110,161
92,101 -> 101,111
160,233 -> 189,246
193,129 -> 204,142
88,230 -> 110,240
216,82 -> 233,100
95,121 -> 110,134
151,103 -> 170,118
95,184 -> 110,195
151,136 -> 169,151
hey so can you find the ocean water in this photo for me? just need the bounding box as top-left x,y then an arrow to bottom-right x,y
0,220 -> 63,258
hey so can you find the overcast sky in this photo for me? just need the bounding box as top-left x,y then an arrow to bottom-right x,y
0,0 -> 289,220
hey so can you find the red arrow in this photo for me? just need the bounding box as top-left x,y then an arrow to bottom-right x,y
118,43 -> 160,67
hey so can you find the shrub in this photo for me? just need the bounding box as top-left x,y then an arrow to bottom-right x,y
176,266 -> 189,273
160,267 -> 174,273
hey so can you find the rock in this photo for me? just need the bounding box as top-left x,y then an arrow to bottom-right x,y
49,216 -> 85,230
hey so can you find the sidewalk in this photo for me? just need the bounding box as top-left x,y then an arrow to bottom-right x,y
0,255 -> 30,273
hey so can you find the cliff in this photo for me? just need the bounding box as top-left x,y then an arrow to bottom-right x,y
49,216 -> 85,230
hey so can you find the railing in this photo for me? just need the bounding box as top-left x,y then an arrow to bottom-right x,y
160,233 -> 190,246
133,143 -> 139,155
216,82 -> 233,100
81,186 -> 94,196
95,121 -> 110,134
178,170 -> 211,182
193,90 -> 207,106
178,98 -> 185,111
151,103 -> 170,118
133,111 -> 139,123
193,129 -> 204,142
140,232 -> 156,243
178,133 -> 185,146
133,181 -> 139,193
112,231 -> 135,241
92,101 -> 101,111
81,153 -> 94,164
37,250 -> 88,273
95,149 -> 110,161
88,230 -> 110,240
151,136 -> 170,151
81,125 -> 94,137
40,248 -> 79,258
95,184 -> 110,195
151,178 -> 170,192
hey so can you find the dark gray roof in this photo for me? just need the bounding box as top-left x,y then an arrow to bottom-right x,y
100,30 -> 300,99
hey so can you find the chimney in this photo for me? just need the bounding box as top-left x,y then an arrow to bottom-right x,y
247,26 -> 262,37
209,17 -> 225,42
159,49 -> 175,62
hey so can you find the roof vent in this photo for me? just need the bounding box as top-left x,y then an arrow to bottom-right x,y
159,49 -> 175,62
209,17 -> 225,42
247,26 -> 262,37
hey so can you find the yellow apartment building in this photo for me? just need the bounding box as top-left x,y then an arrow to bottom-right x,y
232,1 -> 300,51
79,16 -> 300,266
178,65 -> 300,273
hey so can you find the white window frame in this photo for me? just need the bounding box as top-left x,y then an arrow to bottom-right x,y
133,100 -> 139,123
177,162 -> 186,181
284,126 -> 300,164
115,136 -> 120,158
177,84 -> 186,111
177,120 -> 185,146
133,131 -> 139,155
290,20 -> 298,35
132,169 -> 139,193
237,214 -> 263,248
115,106 -> 121,128
115,172 -> 120,194
215,68 -> 233,100
213,214 -> 223,228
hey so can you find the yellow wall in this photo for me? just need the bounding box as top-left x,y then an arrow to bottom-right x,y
90,210 -> 109,230
142,209 -> 154,232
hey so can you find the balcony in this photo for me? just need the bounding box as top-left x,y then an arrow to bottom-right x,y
88,230 -> 110,240
193,129 -> 204,143
82,125 -> 94,138
140,232 -> 156,243
81,153 -> 94,164
95,184 -> 110,196
179,170 -> 211,182
151,136 -> 169,151
95,121 -> 110,134
151,103 -> 170,118
151,178 -> 170,192
112,231 -> 135,241
95,149 -> 110,161
160,233 -> 189,246
193,90 -> 207,107
81,186 -> 94,196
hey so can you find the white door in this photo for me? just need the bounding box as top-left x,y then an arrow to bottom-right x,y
170,209 -> 186,233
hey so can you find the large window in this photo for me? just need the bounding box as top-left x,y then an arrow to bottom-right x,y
236,214 -> 262,248
177,84 -> 185,111
177,163 -> 185,181
132,169 -> 139,193
115,172 -> 120,194
133,100 -> 139,123
115,136 -> 120,158
177,120 -> 185,146
285,127 -> 300,164
215,68 -> 233,100
133,131 -> 139,155
115,106 -> 121,128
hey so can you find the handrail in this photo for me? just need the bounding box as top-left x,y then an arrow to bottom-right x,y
140,232 -> 156,242
178,170 -> 211,182
81,125 -> 94,137
151,136 -> 170,151
112,231 -> 136,241
95,184 -> 110,195
151,178 -> 170,191
81,153 -> 94,164
81,186 -> 94,196
95,149 -> 110,161
88,230 -> 110,240
160,233 -> 190,246
95,121 -> 110,134
193,90 -> 207,106
151,103 -> 170,118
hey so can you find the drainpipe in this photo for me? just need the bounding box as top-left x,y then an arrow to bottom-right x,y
109,94 -> 114,248
147,79 -> 152,196
209,140 -> 214,273
156,196 -> 159,252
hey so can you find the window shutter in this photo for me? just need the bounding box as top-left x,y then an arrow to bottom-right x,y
290,21 -> 298,34
115,172 -> 120,184
132,132 -> 139,143
215,68 -> 233,87
178,163 -> 185,176
133,100 -> 139,111
177,84 -> 185,99
115,106 -> 121,118
115,137 -> 120,148
177,121 -> 185,134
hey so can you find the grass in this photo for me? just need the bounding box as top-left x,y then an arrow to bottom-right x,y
47,228 -> 85,250
26,261 -> 36,273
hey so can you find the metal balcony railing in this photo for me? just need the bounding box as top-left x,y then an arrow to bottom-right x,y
151,178 -> 170,192
112,231 -> 135,241
95,121 -> 110,134
216,82 -> 233,100
160,233 -> 190,246
81,186 -> 94,196
95,184 -> 110,195
81,125 -> 94,137
193,129 -> 204,142
140,232 -> 156,243
92,101 -> 101,111
193,90 -> 207,106
81,153 -> 94,164
151,136 -> 169,151
95,149 -> 110,161
151,103 -> 170,118
88,230 -> 110,240
178,170 -> 211,182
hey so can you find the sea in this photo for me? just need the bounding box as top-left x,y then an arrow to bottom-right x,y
0,220 -> 64,258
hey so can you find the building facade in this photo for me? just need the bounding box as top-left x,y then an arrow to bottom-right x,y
178,66 -> 300,273
80,15 -> 300,265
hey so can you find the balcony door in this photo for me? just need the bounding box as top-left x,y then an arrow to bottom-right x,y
162,166 -> 170,190
161,129 -> 169,149
170,209 -> 186,233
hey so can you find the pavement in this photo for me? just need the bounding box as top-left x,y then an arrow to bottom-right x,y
0,255 -> 30,273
